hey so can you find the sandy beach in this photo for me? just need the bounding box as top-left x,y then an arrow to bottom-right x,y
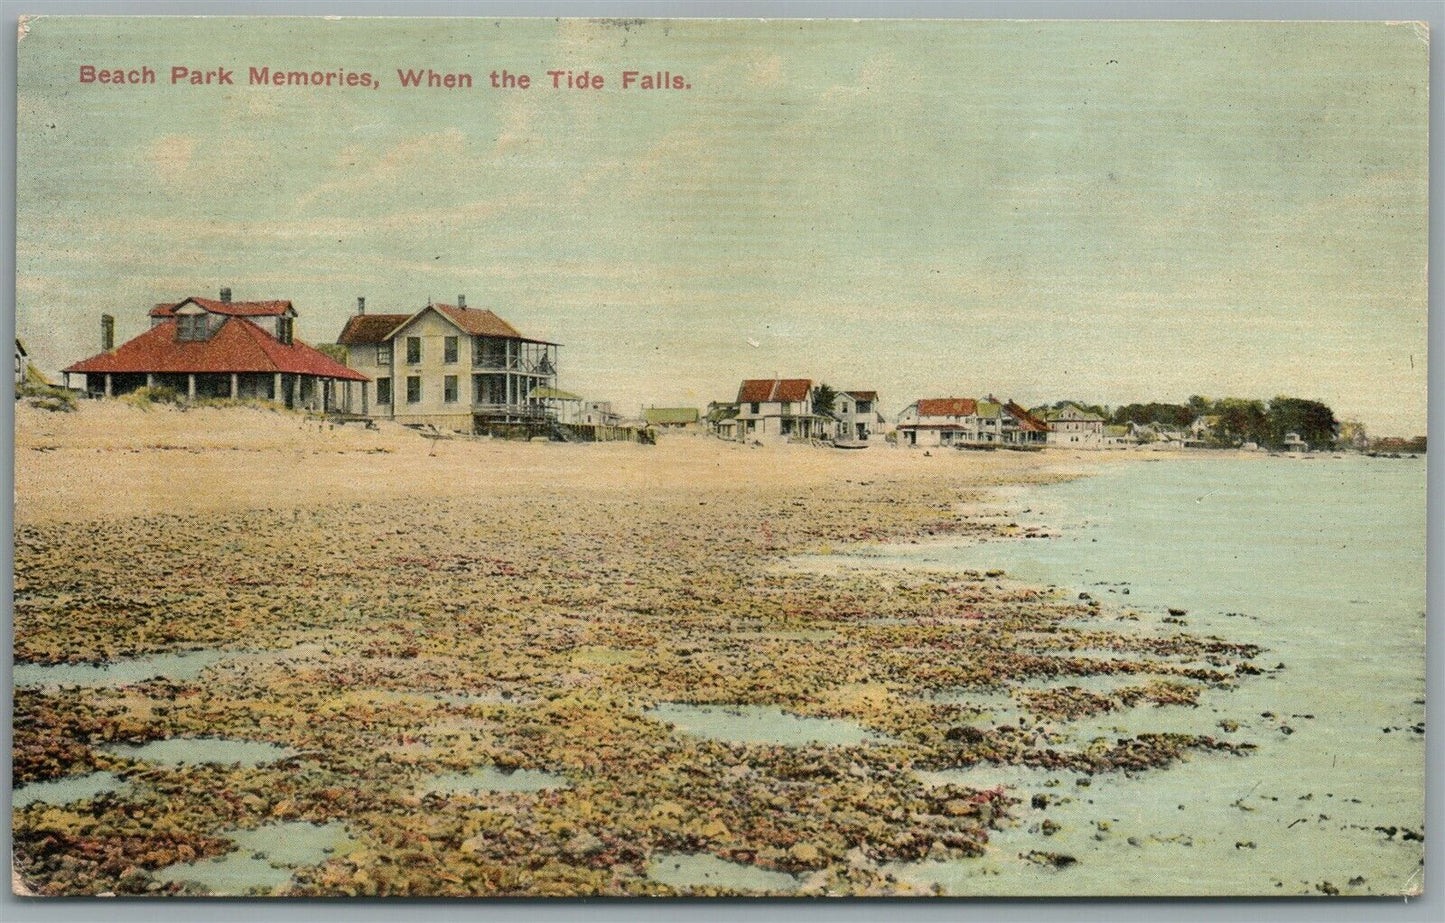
13,402 -> 1260,896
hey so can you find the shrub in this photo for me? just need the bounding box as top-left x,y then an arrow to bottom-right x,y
18,384 -> 77,413
122,385 -> 184,409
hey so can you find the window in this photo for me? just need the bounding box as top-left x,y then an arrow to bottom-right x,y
406,376 -> 421,403
444,375 -> 458,403
176,314 -> 206,341
444,336 -> 458,363
376,345 -> 391,366
277,317 -> 294,346
406,337 -> 421,364
377,377 -> 392,405
750,402 -> 760,414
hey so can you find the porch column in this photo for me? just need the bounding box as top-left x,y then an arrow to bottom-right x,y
230,373 -> 239,399
273,372 -> 282,402
63,372 -> 70,390
104,374 -> 112,397
361,381 -> 368,415
187,374 -> 196,401
291,374 -> 300,409
146,373 -> 156,389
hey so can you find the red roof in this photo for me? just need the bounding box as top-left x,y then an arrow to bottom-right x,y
150,297 -> 293,318
916,398 -> 977,417
737,378 -> 812,403
64,318 -> 368,381
1004,401 -> 1050,432
337,314 -> 411,345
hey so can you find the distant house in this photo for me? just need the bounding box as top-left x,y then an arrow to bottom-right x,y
582,400 -> 622,426
63,289 -> 366,410
1103,424 -> 1134,447
14,338 -> 45,389
532,386 -> 583,424
896,397 -> 1047,448
337,295 -> 559,432
1283,431 -> 1309,453
835,390 -> 880,442
644,407 -> 701,430
732,378 -> 829,440
1044,404 -> 1106,447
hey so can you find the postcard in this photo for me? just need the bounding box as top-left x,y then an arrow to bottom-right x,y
11,16 -> 1427,898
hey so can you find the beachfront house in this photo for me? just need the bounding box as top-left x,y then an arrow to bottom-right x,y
732,378 -> 831,440
63,289 -> 367,410
337,296 -> 559,432
582,400 -> 622,426
895,397 -> 1049,448
643,407 -> 702,431
1044,404 -> 1106,447
835,390 -> 880,442
1283,432 -> 1309,453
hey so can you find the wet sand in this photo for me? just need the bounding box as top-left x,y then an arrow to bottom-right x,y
12,403 -> 1258,896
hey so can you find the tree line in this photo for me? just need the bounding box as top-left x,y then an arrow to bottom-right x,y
1044,396 -> 1342,449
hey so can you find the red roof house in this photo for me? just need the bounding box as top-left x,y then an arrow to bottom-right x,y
64,289 -> 368,412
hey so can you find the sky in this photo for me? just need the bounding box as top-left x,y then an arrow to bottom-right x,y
15,17 -> 1430,433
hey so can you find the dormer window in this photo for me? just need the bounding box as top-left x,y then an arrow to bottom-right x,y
177,314 -> 207,341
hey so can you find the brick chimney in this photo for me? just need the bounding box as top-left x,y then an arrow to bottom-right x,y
457,294 -> 467,309
101,314 -> 115,352
357,296 -> 366,315
219,287 -> 232,303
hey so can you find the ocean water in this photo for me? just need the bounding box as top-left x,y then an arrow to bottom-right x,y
874,455 -> 1425,896
153,820 -> 356,894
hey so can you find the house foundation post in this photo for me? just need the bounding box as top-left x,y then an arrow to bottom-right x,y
230,373 -> 239,399
187,374 -> 196,401
273,373 -> 282,403
104,374 -> 113,398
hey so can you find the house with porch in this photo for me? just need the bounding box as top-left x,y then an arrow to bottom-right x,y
1044,404 -> 1106,447
62,289 -> 367,410
834,390 -> 880,442
337,296 -> 559,432
896,397 -> 1049,448
732,378 -> 830,441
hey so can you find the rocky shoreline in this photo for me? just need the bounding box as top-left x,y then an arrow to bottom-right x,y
12,407 -> 1262,896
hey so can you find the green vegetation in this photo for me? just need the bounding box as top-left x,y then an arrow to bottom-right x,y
121,386 -> 184,410
18,383 -> 77,413
810,384 -> 837,417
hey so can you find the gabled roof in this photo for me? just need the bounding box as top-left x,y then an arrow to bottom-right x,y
1045,403 -> 1106,422
916,398 -> 977,417
842,390 -> 877,402
150,297 -> 293,318
644,407 -> 700,425
1004,401 -> 1050,432
337,314 -> 412,345
737,378 -> 812,403
64,318 -> 368,381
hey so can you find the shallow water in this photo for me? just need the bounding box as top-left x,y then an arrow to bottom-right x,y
104,737 -> 299,767
12,771 -> 129,808
646,703 -> 887,746
13,649 -> 228,688
154,821 -> 356,894
646,852 -> 800,893
876,455 -> 1425,895
421,766 -> 569,794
